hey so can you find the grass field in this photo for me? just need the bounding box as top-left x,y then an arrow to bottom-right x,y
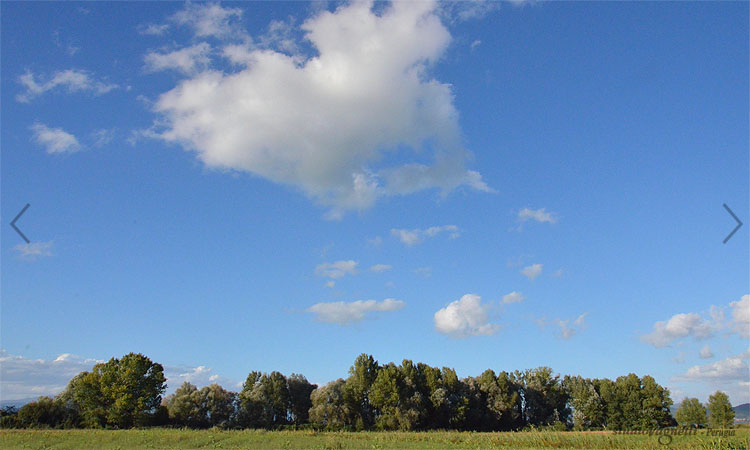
1,429 -> 749,450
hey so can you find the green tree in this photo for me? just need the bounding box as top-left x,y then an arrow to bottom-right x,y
518,367 -> 569,428
563,375 -> 604,430
15,397 -> 68,428
97,353 -> 167,428
369,363 -> 403,430
707,391 -> 735,428
639,375 -> 674,429
287,374 -> 316,425
198,384 -> 236,428
165,382 -> 203,427
238,371 -> 263,427
675,397 -> 707,428
309,379 -> 350,429
343,354 -> 379,429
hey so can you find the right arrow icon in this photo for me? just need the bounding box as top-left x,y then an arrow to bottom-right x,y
722,203 -> 743,244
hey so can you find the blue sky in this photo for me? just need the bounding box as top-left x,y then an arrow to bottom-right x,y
1,1 -> 748,406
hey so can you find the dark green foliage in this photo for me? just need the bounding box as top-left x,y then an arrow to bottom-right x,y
5,352 -> 687,432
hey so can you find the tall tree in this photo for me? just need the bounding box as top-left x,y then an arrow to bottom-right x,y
675,397 -> 707,428
707,391 -> 735,428
309,379 -> 350,429
343,354 -> 379,429
287,374 -> 316,425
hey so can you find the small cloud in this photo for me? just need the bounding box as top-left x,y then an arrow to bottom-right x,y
391,225 -> 460,246
413,266 -> 432,278
501,291 -> 524,304
555,313 -> 588,340
324,280 -> 335,289
672,352 -> 687,364
521,263 -> 542,281
550,268 -> 564,278
13,241 -> 54,261
699,345 -> 714,359
17,69 -> 117,102
434,294 -> 499,338
30,123 -> 80,154
518,207 -> 558,224
370,264 -> 392,273
138,23 -> 169,36
314,260 -> 358,279
470,39 -> 482,50
306,298 -> 405,325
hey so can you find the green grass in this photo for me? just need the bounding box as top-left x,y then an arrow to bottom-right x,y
1,429 -> 748,450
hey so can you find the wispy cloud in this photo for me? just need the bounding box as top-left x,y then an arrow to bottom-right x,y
391,225 -> 460,246
314,260 -> 358,279
170,2 -> 245,40
370,264 -> 392,273
17,69 -> 117,102
30,123 -> 80,154
434,294 -> 499,338
138,23 -> 169,36
307,299 -> 405,325
699,345 -> 714,359
144,43 -> 212,75
730,294 -> 749,338
535,313 -> 589,340
13,241 -> 54,261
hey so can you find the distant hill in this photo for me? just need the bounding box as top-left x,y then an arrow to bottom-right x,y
734,403 -> 750,421
0,397 -> 37,409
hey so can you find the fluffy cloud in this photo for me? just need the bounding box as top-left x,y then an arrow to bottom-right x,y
0,350 -> 102,401
306,298 -> 405,325
152,1 -> 490,217
518,207 -> 558,224
145,43 -> 212,74
434,294 -> 499,338
370,264 -> 392,273
13,241 -> 53,261
699,345 -> 714,359
642,312 -> 715,348
501,291 -> 524,304
16,69 -> 117,102
521,263 -> 542,281
314,260 -> 358,279
730,294 -> 749,338
170,2 -> 245,39
677,351 -> 749,382
30,123 -> 80,154
0,350 -> 238,401
391,225 -> 460,246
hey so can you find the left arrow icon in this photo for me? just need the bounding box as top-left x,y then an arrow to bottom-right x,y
10,203 -> 31,244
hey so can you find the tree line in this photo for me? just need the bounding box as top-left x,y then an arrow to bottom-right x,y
0,352 -> 736,430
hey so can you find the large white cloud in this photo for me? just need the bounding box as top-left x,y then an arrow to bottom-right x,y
151,1 -> 490,217
307,298 -> 405,325
642,312 -> 715,348
434,294 -> 499,338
